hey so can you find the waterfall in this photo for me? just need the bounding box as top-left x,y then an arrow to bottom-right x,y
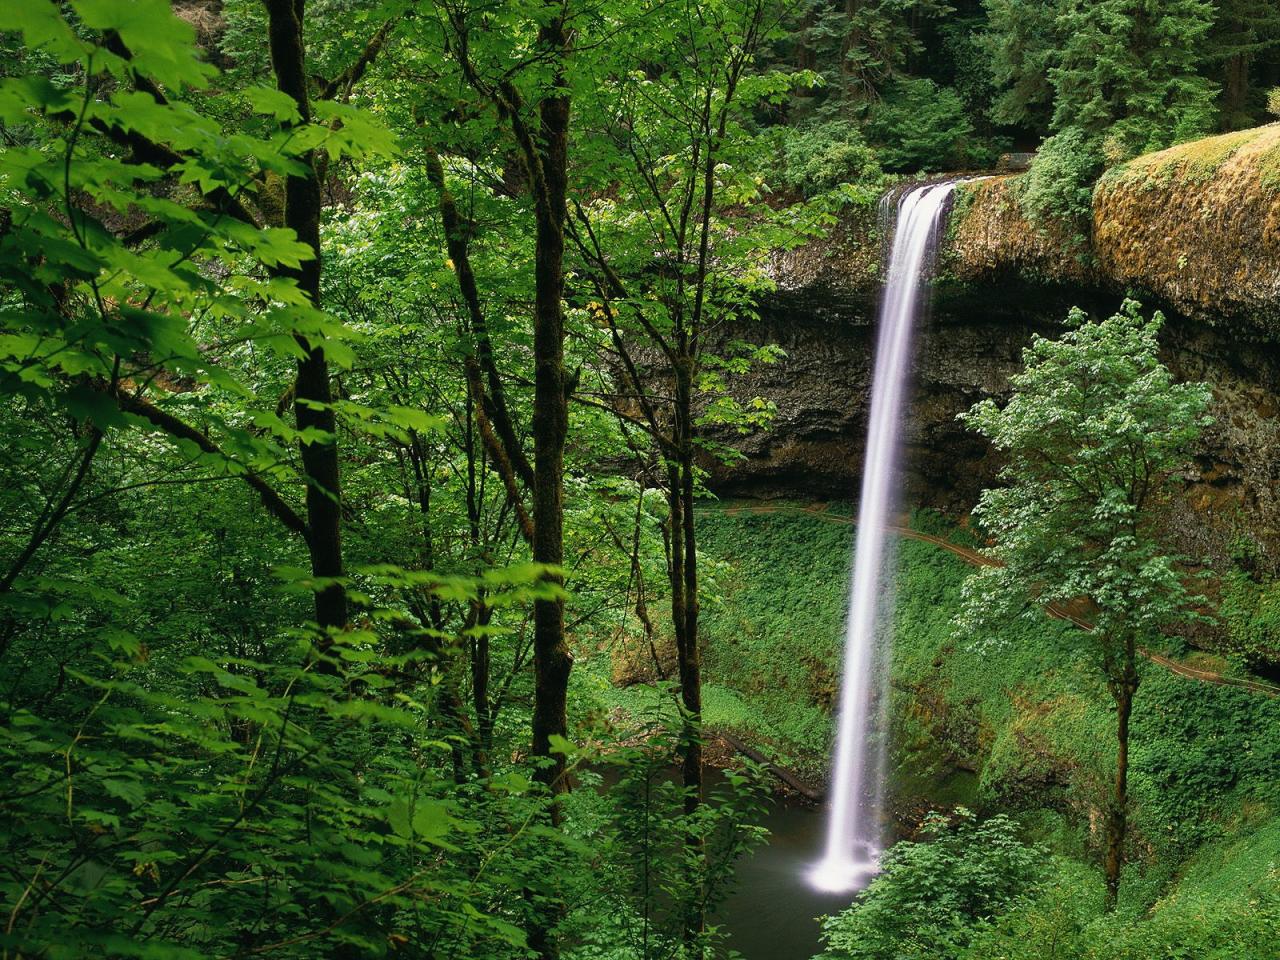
809,181 -> 958,894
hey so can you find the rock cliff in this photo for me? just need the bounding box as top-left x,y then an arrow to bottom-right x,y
708,129 -> 1280,571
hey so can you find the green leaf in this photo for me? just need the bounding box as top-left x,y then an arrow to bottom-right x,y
0,3 -> 86,63
245,86 -> 302,124
73,0 -> 212,89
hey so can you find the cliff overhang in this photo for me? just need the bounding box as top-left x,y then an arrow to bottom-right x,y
768,124 -> 1280,339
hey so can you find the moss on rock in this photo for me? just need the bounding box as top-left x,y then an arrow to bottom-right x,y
1093,125 -> 1280,335
945,175 -> 1097,287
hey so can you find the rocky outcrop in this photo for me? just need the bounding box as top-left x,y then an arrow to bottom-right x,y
706,134 -> 1280,571
946,126 -> 1280,336
946,176 -> 1098,288
1094,125 -> 1280,336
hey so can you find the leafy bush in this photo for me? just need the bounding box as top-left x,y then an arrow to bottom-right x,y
816,809 -> 1048,960
780,120 -> 885,198
960,820 -> 1280,959
1019,127 -> 1106,231
564,726 -> 770,960
866,78 -> 975,172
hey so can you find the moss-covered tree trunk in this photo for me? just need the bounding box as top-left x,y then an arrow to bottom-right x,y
527,16 -> 573,815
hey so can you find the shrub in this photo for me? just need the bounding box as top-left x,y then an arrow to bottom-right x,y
1019,127 -> 1105,232
780,119 -> 885,198
1217,569 -> 1280,665
816,808 -> 1048,960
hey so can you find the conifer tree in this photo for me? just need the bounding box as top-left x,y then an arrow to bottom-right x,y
1050,0 -> 1217,156
1207,0 -> 1280,128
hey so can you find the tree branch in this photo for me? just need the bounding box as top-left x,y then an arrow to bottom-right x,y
113,389 -> 310,541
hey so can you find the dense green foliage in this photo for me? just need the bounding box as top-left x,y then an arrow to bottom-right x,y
0,0 -> 780,955
1018,127 -> 1107,231
778,120 -> 885,198
2,0 -> 1276,957
689,504 -> 1280,957
765,0 -> 1280,193
816,809 -> 1047,960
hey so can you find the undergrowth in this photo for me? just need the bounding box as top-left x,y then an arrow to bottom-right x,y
681,502 -> 1280,907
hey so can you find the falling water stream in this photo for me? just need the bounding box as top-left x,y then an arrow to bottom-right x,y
809,180 -> 960,894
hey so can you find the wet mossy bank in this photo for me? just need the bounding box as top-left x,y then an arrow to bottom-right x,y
952,124 -> 1280,338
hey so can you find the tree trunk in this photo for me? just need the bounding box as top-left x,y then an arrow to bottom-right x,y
524,17 -> 573,960
263,0 -> 347,634
676,465 -> 702,810
472,611 -> 494,754
1220,52 -> 1251,130
1104,653 -> 1138,911
669,363 -> 705,951
527,17 -> 573,810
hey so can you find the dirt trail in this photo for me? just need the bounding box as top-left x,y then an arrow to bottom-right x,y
700,501 -> 1280,699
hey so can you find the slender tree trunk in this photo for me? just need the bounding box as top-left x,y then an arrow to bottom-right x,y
472,609 -> 494,754
527,19 -> 573,810
263,0 -> 347,633
1104,649 -> 1138,911
524,17 -> 573,960
674,401 -> 702,815
667,361 -> 705,951
0,427 -> 101,596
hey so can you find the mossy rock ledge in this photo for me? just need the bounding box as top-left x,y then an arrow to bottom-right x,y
1093,125 -> 1280,336
768,125 -> 1280,337
949,125 -> 1280,338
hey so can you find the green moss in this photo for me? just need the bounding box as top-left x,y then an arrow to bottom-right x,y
1110,128 -> 1259,187
1260,138 -> 1280,189
696,504 -> 854,776
1216,567 -> 1280,664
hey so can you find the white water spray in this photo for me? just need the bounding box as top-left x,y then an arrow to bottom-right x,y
809,181 -> 959,894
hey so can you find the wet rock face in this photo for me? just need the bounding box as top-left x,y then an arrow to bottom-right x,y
702,286 -> 1280,572
1160,322 -> 1280,569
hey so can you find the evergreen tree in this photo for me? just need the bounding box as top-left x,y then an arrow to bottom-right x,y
1050,0 -> 1218,156
797,0 -> 953,106
982,0 -> 1063,130
1207,0 -> 1280,129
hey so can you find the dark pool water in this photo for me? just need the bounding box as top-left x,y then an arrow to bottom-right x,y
588,764 -> 894,959
716,797 -> 857,960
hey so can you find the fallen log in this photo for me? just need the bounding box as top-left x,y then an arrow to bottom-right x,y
715,729 -> 824,802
